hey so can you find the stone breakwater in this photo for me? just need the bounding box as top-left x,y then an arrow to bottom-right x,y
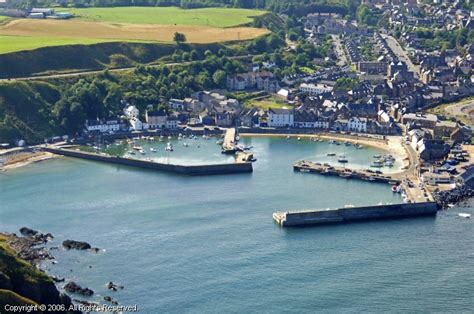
42,147 -> 253,176
433,185 -> 474,209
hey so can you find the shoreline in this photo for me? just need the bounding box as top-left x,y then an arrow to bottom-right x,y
1,151 -> 57,172
240,132 -> 410,170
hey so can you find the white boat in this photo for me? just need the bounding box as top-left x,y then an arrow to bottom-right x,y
168,136 -> 172,140
150,148 -> 157,153
165,143 -> 174,152
458,213 -> 471,219
297,137 -> 301,141
385,161 -> 394,167
183,143 -> 188,147
139,150 -> 146,155
132,145 -> 142,151
286,135 -> 291,139
338,155 -> 348,163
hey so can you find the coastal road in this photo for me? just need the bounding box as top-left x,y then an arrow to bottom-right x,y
0,54 -> 260,82
381,34 -> 420,78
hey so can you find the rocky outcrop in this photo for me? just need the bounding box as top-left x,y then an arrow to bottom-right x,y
64,282 -> 94,297
19,227 -> 38,237
62,240 -> 91,250
434,185 -> 474,209
0,232 -> 79,313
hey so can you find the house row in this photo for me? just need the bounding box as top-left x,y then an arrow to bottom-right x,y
226,71 -> 280,93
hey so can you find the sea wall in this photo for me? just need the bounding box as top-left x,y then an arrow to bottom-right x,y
42,147 -> 252,176
274,202 -> 439,227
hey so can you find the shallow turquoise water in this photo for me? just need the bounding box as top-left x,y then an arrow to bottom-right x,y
0,137 -> 472,313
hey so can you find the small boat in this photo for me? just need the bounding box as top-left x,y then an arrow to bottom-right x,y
458,213 -> 471,219
385,161 -> 394,167
327,153 -> 336,156
339,173 -> 351,178
391,185 -> 401,193
373,155 -> 381,159
168,136 -> 172,140
448,204 -> 455,208
338,155 -> 348,163
216,139 -> 224,145
370,163 -> 383,168
329,140 -> 336,144
183,143 -> 188,147
335,141 -> 341,146
345,141 -> 351,146
297,137 -> 301,141
150,148 -> 157,153
286,135 -> 291,139
139,150 -> 146,155
132,145 -> 142,151
355,144 -> 363,149
128,150 -> 135,155
165,143 -> 174,152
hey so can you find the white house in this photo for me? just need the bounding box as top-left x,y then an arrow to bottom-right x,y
268,108 -> 294,127
124,105 -> 139,119
299,83 -> 333,96
166,117 -> 179,129
129,118 -> 148,131
85,119 -> 124,133
348,117 -> 368,133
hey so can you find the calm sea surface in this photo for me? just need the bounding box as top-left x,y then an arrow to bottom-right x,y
0,137 -> 472,313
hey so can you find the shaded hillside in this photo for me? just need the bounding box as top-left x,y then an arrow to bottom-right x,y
0,41 -> 229,78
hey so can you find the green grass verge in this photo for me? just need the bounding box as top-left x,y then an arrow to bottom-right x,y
246,99 -> 292,110
0,35 -> 117,54
59,6 -> 267,28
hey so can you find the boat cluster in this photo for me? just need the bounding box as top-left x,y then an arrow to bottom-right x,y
370,154 -> 395,168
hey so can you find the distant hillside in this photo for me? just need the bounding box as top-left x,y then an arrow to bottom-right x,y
5,0 -> 359,16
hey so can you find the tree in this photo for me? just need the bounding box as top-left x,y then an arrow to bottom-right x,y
173,32 -> 186,44
212,70 -> 227,88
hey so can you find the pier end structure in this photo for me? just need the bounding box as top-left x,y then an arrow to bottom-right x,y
273,202 -> 439,227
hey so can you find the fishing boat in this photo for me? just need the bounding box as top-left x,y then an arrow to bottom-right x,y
165,143 -> 174,152
370,163 -> 383,168
338,155 -> 348,163
327,153 -> 336,156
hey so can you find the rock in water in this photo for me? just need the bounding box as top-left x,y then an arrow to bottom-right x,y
62,240 -> 92,250
64,281 -> 94,296
19,227 -> 38,237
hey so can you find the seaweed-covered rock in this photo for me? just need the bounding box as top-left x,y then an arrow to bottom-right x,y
62,240 -> 91,250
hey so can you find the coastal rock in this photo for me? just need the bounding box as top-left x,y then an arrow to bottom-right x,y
434,185 -> 474,209
62,240 -> 92,250
52,275 -> 65,283
64,281 -> 94,296
107,281 -> 124,291
19,227 -> 38,237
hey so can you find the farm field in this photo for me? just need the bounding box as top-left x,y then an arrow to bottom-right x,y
0,35 -> 113,54
59,7 -> 267,27
0,7 -> 269,54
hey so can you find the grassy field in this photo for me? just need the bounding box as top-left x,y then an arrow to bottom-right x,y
0,35 -> 113,54
0,7 -> 268,54
60,7 -> 267,27
246,98 -> 292,110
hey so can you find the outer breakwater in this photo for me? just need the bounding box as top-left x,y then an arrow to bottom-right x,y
273,202 -> 439,227
42,147 -> 252,176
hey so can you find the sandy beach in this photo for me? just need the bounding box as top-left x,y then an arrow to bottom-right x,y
1,151 -> 57,171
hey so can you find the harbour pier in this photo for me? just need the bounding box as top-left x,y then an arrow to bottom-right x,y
222,128 -> 238,154
42,146 -> 253,176
273,202 -> 439,227
294,160 -> 401,184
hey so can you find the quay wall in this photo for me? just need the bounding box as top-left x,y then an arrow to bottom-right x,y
42,147 -> 252,176
276,202 -> 438,227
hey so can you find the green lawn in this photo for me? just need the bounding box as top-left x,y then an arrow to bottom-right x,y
0,35 -> 118,54
59,7 -> 267,28
246,99 -> 292,110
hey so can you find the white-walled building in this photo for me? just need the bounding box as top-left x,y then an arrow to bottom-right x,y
124,105 -> 139,119
299,83 -> 333,96
85,119 -> 124,133
268,108 -> 294,127
348,117 -> 368,132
